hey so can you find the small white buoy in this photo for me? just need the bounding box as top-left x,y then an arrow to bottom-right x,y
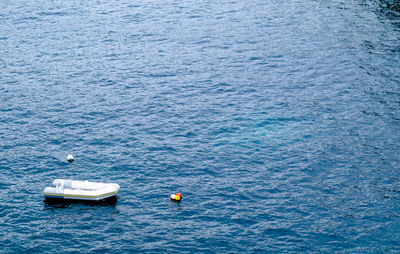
67,154 -> 74,162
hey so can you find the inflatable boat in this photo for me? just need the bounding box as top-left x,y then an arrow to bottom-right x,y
43,179 -> 120,202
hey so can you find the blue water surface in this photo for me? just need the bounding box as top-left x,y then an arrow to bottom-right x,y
1,0 -> 400,252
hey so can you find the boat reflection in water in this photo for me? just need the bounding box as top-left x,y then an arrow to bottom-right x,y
44,195 -> 118,207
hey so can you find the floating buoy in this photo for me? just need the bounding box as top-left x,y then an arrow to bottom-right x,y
67,154 -> 74,162
170,193 -> 182,202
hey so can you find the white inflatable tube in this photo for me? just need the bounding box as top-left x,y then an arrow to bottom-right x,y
44,179 -> 120,201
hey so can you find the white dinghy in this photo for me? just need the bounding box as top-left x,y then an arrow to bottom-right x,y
43,179 -> 120,202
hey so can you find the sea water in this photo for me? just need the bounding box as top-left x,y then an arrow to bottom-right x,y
0,0 -> 399,252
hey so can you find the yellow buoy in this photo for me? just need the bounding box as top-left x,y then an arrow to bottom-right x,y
170,193 -> 182,202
